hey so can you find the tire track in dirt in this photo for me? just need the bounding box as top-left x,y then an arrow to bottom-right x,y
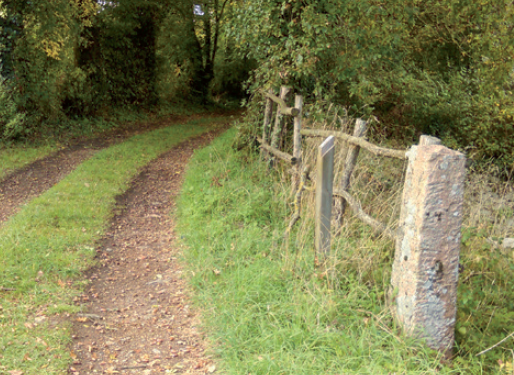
0,114 -> 213,227
69,128 -> 227,375
0,147 -> 99,225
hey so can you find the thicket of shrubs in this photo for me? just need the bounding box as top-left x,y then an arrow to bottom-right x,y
2,0 -> 514,171
0,0 -> 252,140
230,0 -> 514,171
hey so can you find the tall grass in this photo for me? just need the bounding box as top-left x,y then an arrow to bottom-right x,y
177,127 -> 506,374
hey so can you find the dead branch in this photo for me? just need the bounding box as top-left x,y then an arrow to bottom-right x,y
257,137 -> 298,165
301,128 -> 407,159
285,166 -> 312,236
259,89 -> 300,116
333,189 -> 396,240
337,118 -> 369,225
261,91 -> 274,158
476,331 -> 514,357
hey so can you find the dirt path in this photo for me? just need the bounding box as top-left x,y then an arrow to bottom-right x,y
69,130 -> 225,375
0,113 -> 215,226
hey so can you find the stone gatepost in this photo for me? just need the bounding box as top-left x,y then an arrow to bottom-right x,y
391,135 -> 466,355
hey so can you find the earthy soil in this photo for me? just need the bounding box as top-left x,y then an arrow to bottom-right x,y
68,129 -> 226,375
0,113 -> 218,226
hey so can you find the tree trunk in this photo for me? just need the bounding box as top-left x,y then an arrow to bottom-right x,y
184,6 -> 208,101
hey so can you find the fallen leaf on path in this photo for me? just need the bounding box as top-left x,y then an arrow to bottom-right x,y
208,364 -> 216,373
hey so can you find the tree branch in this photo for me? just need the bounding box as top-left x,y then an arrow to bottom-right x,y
333,189 -> 396,240
258,89 -> 300,116
301,128 -> 407,159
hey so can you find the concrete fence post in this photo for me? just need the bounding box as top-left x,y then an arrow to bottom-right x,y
391,135 -> 466,356
315,136 -> 335,260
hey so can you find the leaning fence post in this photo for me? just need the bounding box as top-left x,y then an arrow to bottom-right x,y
315,136 -> 335,261
269,86 -> 291,167
261,89 -> 274,159
391,135 -> 466,356
336,118 -> 368,225
292,94 -> 303,191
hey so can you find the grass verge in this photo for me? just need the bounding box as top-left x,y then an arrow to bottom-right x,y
177,128 -> 509,374
0,116 -> 230,374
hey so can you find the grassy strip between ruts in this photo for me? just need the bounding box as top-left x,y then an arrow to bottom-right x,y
176,128 -> 497,374
0,102 -> 214,180
0,117 -> 230,375
0,144 -> 59,180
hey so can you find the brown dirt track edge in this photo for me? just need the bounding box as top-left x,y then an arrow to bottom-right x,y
68,128 -> 227,375
0,113 -> 230,227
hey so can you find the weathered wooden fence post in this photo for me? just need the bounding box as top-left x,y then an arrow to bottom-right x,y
261,89 -> 274,159
336,118 -> 368,225
292,94 -> 303,191
269,86 -> 291,167
391,135 -> 466,356
315,136 -> 335,260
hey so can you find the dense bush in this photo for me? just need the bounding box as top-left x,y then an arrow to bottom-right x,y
230,0 -> 514,170
0,78 -> 26,138
0,0 -> 99,130
0,0 -> 247,140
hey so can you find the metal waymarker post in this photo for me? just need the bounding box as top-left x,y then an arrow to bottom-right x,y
315,136 -> 335,260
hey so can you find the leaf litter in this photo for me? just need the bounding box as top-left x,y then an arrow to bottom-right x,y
69,128 -> 228,375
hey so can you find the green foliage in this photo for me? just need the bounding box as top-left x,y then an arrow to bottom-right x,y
0,78 -> 26,138
230,0 -> 514,170
211,51 -> 258,100
0,0 -> 245,140
157,0 -> 246,103
75,0 -> 160,113
0,0 -> 99,133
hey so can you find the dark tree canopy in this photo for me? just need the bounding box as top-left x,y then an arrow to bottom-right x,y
0,0 -> 246,137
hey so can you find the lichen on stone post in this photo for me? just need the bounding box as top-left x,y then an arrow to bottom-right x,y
391,136 -> 466,355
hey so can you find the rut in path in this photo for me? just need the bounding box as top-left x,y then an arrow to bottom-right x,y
0,147 -> 98,225
69,130 -> 225,375
0,114 -> 198,227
